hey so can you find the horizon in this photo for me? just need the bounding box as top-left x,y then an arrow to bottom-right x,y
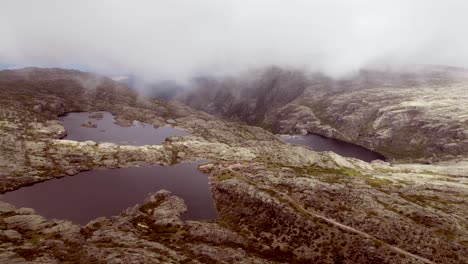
2,0 -> 468,82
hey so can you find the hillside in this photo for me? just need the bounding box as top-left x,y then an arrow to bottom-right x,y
0,68 -> 467,263
180,66 -> 468,162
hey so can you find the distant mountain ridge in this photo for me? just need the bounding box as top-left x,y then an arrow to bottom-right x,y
179,65 -> 468,162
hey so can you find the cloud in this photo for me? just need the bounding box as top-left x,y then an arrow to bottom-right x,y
1,0 -> 467,81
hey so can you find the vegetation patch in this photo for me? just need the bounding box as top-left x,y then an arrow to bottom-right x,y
13,248 -> 44,261
400,194 -> 450,207
375,199 -> 400,214
434,229 -> 456,241
318,174 -> 350,184
287,165 -> 366,178
435,177 -> 460,183
365,178 -> 393,189
374,167 -> 398,174
215,170 -> 252,184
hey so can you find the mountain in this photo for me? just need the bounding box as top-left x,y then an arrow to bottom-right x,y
110,74 -> 185,100
0,67 -> 467,263
180,65 -> 468,163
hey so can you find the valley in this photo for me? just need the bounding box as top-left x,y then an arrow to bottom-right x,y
0,67 -> 466,263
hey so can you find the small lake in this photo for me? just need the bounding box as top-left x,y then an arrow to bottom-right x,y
281,134 -> 385,162
59,111 -> 188,145
0,162 -> 217,225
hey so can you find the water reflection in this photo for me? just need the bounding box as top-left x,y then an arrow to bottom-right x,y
0,162 -> 217,225
60,111 -> 188,145
281,134 -> 384,162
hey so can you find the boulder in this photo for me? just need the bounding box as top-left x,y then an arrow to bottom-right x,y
4,214 -> 50,231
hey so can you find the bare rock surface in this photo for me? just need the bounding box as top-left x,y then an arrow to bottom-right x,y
274,84 -> 468,162
4,215 -> 50,231
181,66 -> 468,162
0,67 -> 467,263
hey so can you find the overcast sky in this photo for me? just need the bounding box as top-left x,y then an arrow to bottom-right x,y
1,0 -> 467,80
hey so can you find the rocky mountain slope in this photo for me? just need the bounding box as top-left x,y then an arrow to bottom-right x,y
0,68 -> 467,263
181,66 -> 468,162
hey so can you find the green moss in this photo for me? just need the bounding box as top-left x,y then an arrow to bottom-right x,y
340,168 -> 366,178
372,238 -> 385,248
400,194 -> 427,206
435,177 -> 460,183
0,122 -> 7,130
14,248 -> 42,261
434,229 -> 456,240
319,174 -> 350,184
63,143 -> 82,151
365,178 -> 393,189
294,165 -> 395,190
396,179 -> 411,185
23,231 -> 40,244
400,194 -> 450,207
375,199 -> 400,214
215,170 -> 252,184
374,167 -> 398,174
285,164 -> 381,185
366,210 -> 379,218
288,165 -> 365,178
261,188 -> 289,203
421,170 -> 444,176
23,230 -> 58,245
217,173 -> 236,181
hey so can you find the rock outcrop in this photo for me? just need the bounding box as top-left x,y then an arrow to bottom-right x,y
270,85 -> 468,162
181,65 -> 468,162
0,67 -> 467,263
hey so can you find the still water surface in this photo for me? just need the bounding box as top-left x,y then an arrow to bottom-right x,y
281,134 -> 385,162
0,112 -> 215,225
60,111 -> 188,145
0,162 -> 217,225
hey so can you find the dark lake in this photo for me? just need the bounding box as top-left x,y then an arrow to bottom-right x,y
281,134 -> 385,162
59,111 -> 188,145
0,162 -> 217,225
0,112 -> 214,225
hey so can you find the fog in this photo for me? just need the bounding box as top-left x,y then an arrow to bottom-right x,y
1,0 -> 468,81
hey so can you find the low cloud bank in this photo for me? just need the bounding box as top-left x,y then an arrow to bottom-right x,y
1,0 -> 467,81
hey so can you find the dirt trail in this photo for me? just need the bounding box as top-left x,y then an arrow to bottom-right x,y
288,196 -> 435,264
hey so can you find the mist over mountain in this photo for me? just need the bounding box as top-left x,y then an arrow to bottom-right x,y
2,0 -> 468,82
1,2 -> 468,263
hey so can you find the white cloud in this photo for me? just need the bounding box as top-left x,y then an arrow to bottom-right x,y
1,0 -> 467,80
